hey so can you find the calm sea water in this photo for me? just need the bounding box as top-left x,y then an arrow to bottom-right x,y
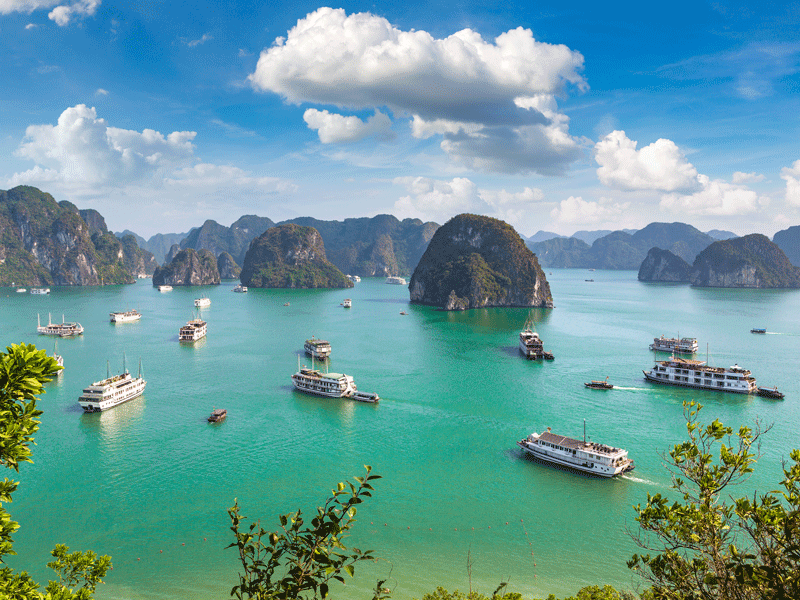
2,272 -> 799,599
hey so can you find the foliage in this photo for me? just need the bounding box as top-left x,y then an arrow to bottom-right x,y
0,343 -> 111,599
629,401 -> 800,599
227,466 -> 387,600
691,234 -> 800,288
416,584 -> 638,600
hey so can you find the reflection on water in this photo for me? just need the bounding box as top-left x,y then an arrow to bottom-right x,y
80,395 -> 146,446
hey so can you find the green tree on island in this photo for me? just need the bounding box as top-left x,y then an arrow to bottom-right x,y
0,343 -> 111,599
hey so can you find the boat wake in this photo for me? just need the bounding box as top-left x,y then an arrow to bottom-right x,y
614,386 -> 648,391
766,332 -> 800,336
622,474 -> 658,485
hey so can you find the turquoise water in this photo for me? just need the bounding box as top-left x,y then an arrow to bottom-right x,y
2,272 -> 799,599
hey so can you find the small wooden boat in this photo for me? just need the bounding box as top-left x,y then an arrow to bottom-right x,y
751,328 -> 767,334
757,386 -> 784,399
585,377 -> 613,390
543,352 -> 555,361
400,311 -> 408,315
352,391 -> 379,403
208,408 -> 227,422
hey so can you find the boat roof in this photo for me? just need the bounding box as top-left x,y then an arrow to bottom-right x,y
538,431 -> 625,456
305,339 -> 330,345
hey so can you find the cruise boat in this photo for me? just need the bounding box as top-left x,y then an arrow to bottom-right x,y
194,297 -> 211,307
179,318 -> 207,342
110,309 -> 141,323
519,329 -> 554,361
643,357 -> 757,394
291,362 -> 379,402
16,288 -> 26,293
304,336 -> 332,360
78,358 -> 146,412
347,274 -> 361,283
37,314 -> 83,337
751,328 -> 767,334
232,284 -> 247,293
385,276 -> 407,285
158,285 -> 173,292
30,287 -> 50,295
649,335 -> 698,354
517,424 -> 634,478
342,298 -> 352,308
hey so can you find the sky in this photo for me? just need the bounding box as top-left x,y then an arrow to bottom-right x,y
1,0 -> 799,238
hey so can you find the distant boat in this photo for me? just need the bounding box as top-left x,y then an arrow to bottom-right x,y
179,317 -> 207,343
30,288 -> 50,294
347,274 -> 361,283
37,313 -> 83,337
751,328 -> 767,334
232,284 -> 247,293
78,357 -> 146,412
158,285 -> 173,292
342,298 -> 352,308
584,377 -> 613,390
400,311 -> 408,315
194,297 -> 211,308
757,386 -> 784,399
16,288 -> 26,293
385,276 -> 407,285
208,408 -> 227,422
52,342 -> 63,376
110,309 -> 142,323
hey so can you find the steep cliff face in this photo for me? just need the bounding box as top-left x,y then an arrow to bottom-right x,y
120,234 -> 158,277
217,251 -> 241,279
164,244 -> 181,265
180,216 -> 274,266
152,248 -> 220,286
78,209 -> 109,236
409,214 -> 553,310
689,234 -> 800,288
772,225 -> 800,267
240,224 -> 353,288
638,247 -> 691,282
0,186 -> 135,286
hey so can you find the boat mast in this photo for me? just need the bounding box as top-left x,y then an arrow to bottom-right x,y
138,358 -> 143,378
583,419 -> 586,444
123,352 -> 127,373
106,360 -> 110,379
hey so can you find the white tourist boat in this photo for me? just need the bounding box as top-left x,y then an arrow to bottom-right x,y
194,297 -> 211,307
347,274 -> 361,283
232,284 -> 247,293
179,317 -> 207,342
643,357 -> 757,394
291,361 -> 379,403
16,288 -> 26,293
385,276 -> 407,285
52,344 -> 64,376
517,424 -> 634,478
304,336 -> 332,360
110,309 -> 141,323
519,329 -> 554,360
342,298 -> 352,308
78,358 -> 146,412
30,287 -> 50,295
649,335 -> 698,354
37,313 -> 83,337
158,285 -> 173,292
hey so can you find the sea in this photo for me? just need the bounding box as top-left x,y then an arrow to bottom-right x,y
2,271 -> 799,600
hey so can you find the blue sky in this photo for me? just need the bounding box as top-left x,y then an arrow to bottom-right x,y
1,0 -> 799,237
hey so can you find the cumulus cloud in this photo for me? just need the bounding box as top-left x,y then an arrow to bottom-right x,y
48,0 -> 98,26
10,104 -> 197,190
249,7 -> 586,174
25,22 -> 37,28
95,88 -> 109,96
595,130 -> 700,193
781,160 -> 800,206
393,176 -> 546,225
0,0 -> 57,14
550,196 -> 629,225
303,109 -> 394,143
660,174 -> 763,216
732,171 -> 765,184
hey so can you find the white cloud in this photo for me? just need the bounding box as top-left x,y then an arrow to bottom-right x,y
0,0 -> 57,14
185,33 -> 213,47
25,22 -> 37,28
303,109 -> 394,143
48,0 -> 98,26
732,171 -> 765,184
781,160 -> 800,206
595,130 -> 700,193
660,174 -> 763,216
550,196 -> 628,225
10,104 -> 197,190
249,7 -> 586,175
165,163 -> 297,194
95,88 -> 109,96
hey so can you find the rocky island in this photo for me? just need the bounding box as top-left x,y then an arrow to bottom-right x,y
152,248 -> 221,286
689,234 -> 800,288
638,247 -> 691,282
239,224 -> 353,288
217,251 -> 241,279
409,214 -> 552,310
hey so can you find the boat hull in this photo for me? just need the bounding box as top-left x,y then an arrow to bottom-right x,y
79,380 -> 146,412
517,442 -> 632,478
643,370 -> 754,394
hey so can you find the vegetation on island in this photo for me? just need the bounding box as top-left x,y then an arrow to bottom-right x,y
410,214 -> 552,310
240,224 -> 353,289
0,343 -> 111,598
152,247 -> 221,286
689,234 -> 800,288
637,248 -> 691,283
771,225 -> 800,267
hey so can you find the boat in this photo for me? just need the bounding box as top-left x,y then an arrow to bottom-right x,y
291,361 -> 379,402
342,298 -> 352,308
194,297 -> 211,307
517,423 -> 634,478
385,276 -> 407,285
158,285 -> 173,292
78,357 -> 146,412
30,288 -> 50,294
519,324 -> 554,361
37,313 -> 84,337
757,386 -> 785,399
585,377 -> 613,390
232,284 -> 247,293
751,328 -> 767,334
347,274 -> 361,283
284,302 -> 290,306
649,335 -> 698,354
643,357 -> 757,394
52,343 -> 64,376
16,288 -> 26,293
179,317 -> 207,342
304,336 -> 332,360
400,311 -> 408,315
110,309 -> 141,323
208,408 -> 227,422
585,279 -> 594,282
